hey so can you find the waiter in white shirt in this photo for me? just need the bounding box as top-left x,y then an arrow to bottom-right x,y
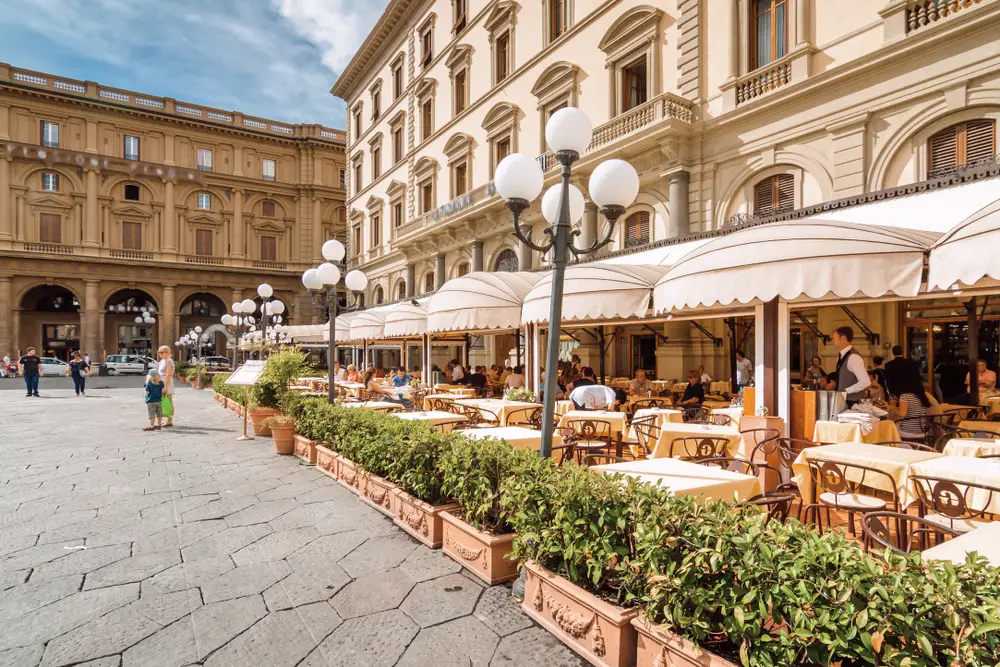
831,326 -> 870,407
569,383 -> 617,410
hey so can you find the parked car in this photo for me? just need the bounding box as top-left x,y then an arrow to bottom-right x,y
201,356 -> 232,371
105,355 -> 149,375
38,357 -> 70,375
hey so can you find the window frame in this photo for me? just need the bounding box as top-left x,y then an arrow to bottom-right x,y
371,212 -> 382,248
38,212 -> 61,244
352,155 -> 364,193
620,54 -> 649,112
123,183 -> 140,201
262,158 -> 276,182
598,6 -> 663,118
352,223 -> 362,256
454,69 -> 468,116
419,16 -> 436,69
750,0 -> 789,72
496,32 -> 511,82
453,0 -> 467,33
197,193 -> 212,210
123,135 -> 140,161
371,144 -> 382,181
40,120 -> 59,148
421,98 -> 434,141
928,119 -> 997,178
752,173 -> 795,215
624,210 -> 651,248
261,200 -> 276,218
194,228 -> 213,256
197,148 -> 213,172
122,220 -> 143,250
548,0 -> 570,42
391,55 -> 405,100
41,172 -> 59,192
260,235 -> 277,261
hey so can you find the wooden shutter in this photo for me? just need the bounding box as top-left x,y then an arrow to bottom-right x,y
39,213 -> 61,244
753,179 -> 774,212
754,174 -> 794,214
626,212 -> 650,246
195,229 -> 213,256
965,119 -> 996,165
775,173 -> 794,210
260,236 -> 277,261
261,201 -> 275,217
929,125 -> 959,174
372,215 -> 381,245
122,221 -> 142,250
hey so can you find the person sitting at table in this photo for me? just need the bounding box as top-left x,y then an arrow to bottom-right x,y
569,366 -> 597,391
364,368 -> 411,407
804,356 -> 825,388
679,370 -> 705,406
468,366 -> 488,394
333,361 -> 347,383
871,356 -> 889,397
505,365 -> 525,389
865,371 -> 886,402
391,367 -> 410,387
965,359 -> 997,394
629,369 -> 653,396
410,365 -> 421,382
540,367 -> 565,401
569,380 -> 617,410
450,359 -> 467,384
699,366 -> 712,384
486,364 -> 500,384
499,365 -> 512,386
346,364 -> 361,382
822,372 -> 839,391
890,368 -> 932,441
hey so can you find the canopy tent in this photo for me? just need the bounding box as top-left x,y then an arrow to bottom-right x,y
653,220 -> 940,314
521,263 -> 668,325
384,298 -> 429,338
927,196 -> 1000,291
281,324 -> 326,343
427,271 -> 542,333
323,312 -> 361,343
349,305 -> 392,341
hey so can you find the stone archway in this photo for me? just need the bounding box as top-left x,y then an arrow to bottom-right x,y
105,288 -> 159,357
19,285 -> 81,361
179,293 -> 228,358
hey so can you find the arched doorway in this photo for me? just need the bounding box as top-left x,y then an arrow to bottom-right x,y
179,293 -> 227,358
494,248 -> 518,272
105,289 -> 158,357
20,285 -> 81,360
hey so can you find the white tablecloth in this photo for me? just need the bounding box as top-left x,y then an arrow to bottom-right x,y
910,456 -> 1000,514
558,411 -> 628,441
942,438 -> 1000,457
592,458 -> 761,502
921,522 -> 1000,566
393,410 -> 467,432
340,401 -> 405,411
454,399 -> 541,426
626,408 -> 684,441
462,426 -> 560,450
812,419 -> 901,445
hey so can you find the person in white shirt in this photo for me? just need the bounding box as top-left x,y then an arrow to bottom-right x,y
569,383 -> 617,410
333,361 -> 347,382
831,326 -> 870,406
505,365 -> 525,389
0,353 -> 9,378
451,359 -> 466,383
699,366 -> 711,384
735,351 -> 753,387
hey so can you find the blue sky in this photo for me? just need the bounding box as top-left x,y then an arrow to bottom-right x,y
0,0 -> 388,128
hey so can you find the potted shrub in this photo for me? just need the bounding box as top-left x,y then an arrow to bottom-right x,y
390,426 -> 460,548
505,386 -> 537,403
248,349 -> 309,436
264,414 -> 296,455
438,436 -> 540,585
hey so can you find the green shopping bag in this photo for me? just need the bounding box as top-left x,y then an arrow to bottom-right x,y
162,394 -> 174,419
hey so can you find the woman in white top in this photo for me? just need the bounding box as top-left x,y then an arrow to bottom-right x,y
156,345 -> 176,427
505,365 -> 525,389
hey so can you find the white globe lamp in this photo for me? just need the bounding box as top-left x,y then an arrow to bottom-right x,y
270,300 -> 285,315
240,298 -> 256,313
222,314 -> 233,326
302,268 -> 322,291
345,270 -> 368,293
494,154 -> 545,203
257,283 -> 273,299
541,183 -> 585,225
317,263 -> 342,288
194,326 -> 202,334
545,107 -> 592,156
322,239 -> 346,262
588,159 -> 640,209
134,316 -> 142,324
231,301 -> 242,313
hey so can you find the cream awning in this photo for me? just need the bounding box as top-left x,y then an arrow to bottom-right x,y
349,305 -> 392,341
521,264 -> 668,325
927,196 -> 1000,291
384,298 -> 429,338
282,324 -> 326,343
653,220 -> 939,313
324,312 -> 360,343
427,271 -> 541,333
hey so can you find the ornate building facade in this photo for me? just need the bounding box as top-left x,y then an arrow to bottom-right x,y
0,62 -> 347,360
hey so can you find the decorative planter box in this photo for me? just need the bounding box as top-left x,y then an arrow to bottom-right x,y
523,561 -> 637,667
337,455 -> 362,495
293,434 -> 318,465
440,511 -> 517,585
392,489 -> 458,548
632,619 -> 737,667
250,407 -> 280,436
360,473 -> 397,518
315,445 -> 338,481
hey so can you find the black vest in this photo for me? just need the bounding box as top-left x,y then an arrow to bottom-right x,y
836,347 -> 865,402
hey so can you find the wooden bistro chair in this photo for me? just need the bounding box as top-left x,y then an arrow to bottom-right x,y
565,419 -> 615,464
941,406 -> 982,425
873,440 -> 938,453
743,428 -> 781,483
682,407 -> 710,423
582,454 -> 628,468
669,436 -> 730,461
911,474 -> 1000,534
693,456 -> 760,477
451,404 -> 500,429
630,415 -> 661,459
626,397 -> 668,420
505,406 -> 543,429
708,413 -> 733,427
861,511 -> 960,554
934,424 -> 993,451
803,459 -> 902,538
736,492 -> 798,525
429,397 -> 456,412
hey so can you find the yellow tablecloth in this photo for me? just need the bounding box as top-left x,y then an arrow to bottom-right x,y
942,438 -> 1000,457
711,407 -> 745,426
422,394 -> 460,410
463,426 -> 561,450
592,458 -> 761,502
558,410 -> 628,441
958,421 -> 1000,437
984,397 -> 1000,416
453,398 -> 542,426
555,400 -> 574,416
626,408 -> 684,441
702,400 -> 732,410
792,442 -> 943,507
710,381 -> 731,394
651,423 -> 744,459
627,395 -> 672,408
811,419 -> 901,445
922,522 -> 1000,566
393,410 -> 467,432
340,401 -> 405,411
910,456 -> 1000,514
650,380 -> 674,392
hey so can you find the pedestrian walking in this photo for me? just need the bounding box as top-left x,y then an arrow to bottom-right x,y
66,351 -> 90,396
144,370 -> 164,431
156,345 -> 175,427
18,347 -> 42,397
0,352 -> 10,378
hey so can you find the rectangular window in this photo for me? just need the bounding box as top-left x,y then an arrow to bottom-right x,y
393,202 -> 403,228
260,236 -> 277,261
421,99 -> 433,140
454,0 -> 467,32
40,121 -> 59,148
124,184 -> 140,201
354,161 -> 363,191
625,211 -> 650,248
372,214 -> 381,246
455,70 -> 467,115
550,0 -> 569,41
454,163 -> 467,197
621,56 -> 648,112
42,172 -> 58,191
751,0 -> 788,70
124,135 -> 140,160
197,193 -> 211,210
393,62 -> 404,99
372,91 -> 381,120
195,229 -> 213,256
496,32 -> 510,82
339,169 -> 346,189
39,213 -> 61,244
372,147 -> 381,180
262,158 -> 276,181
421,182 -> 433,212
122,221 -> 142,250
354,109 -> 363,136
929,120 -> 997,176
261,200 -> 276,217
753,173 -> 794,214
353,226 -> 362,255
197,148 -> 213,171
496,137 -> 511,167
421,29 -> 433,67
393,127 -> 404,163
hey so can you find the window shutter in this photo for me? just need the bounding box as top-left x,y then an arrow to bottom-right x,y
260,236 -> 276,261
775,173 -> 794,210
196,229 -> 212,256
964,119 -> 996,165
754,179 -> 774,212
929,126 -> 959,173
39,213 -> 61,244
626,212 -> 650,246
123,221 -> 142,250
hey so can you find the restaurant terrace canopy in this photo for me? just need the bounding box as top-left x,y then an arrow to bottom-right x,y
927,195 -> 1000,291
384,298 -> 429,338
281,324 -> 326,343
323,312 -> 360,343
521,263 -> 668,325
427,271 -> 541,333
653,220 -> 940,314
349,305 -> 392,341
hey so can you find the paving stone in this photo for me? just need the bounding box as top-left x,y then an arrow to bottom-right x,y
489,627 -> 589,667
313,500 -> 398,537
71,658 -> 120,667
400,572 -> 483,627
0,569 -> 29,591
267,501 -> 342,531
131,519 -> 228,555
330,568 -> 415,619
337,532 -> 418,578
0,645 -> 44,667
200,561 -> 293,603
300,609 -> 419,667
255,480 -> 320,502
28,544 -> 132,581
229,526 -> 319,566
397,616 -> 500,667
180,524 -> 273,562
224,499 -> 300,527
142,557 -> 234,597
203,601 -> 342,667
84,549 -> 182,590
0,574 -> 83,622
262,564 -> 351,611
1,542 -> 81,573
40,602 -> 161,666
295,483 -> 350,505
180,496 -> 258,523
0,533 -> 40,558
474,585 -> 535,637
132,589 -> 203,625
285,531 -> 368,571
398,545 -> 463,583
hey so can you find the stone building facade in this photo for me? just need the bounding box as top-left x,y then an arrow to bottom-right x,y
0,62 -> 347,360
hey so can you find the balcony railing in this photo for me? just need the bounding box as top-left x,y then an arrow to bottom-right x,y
251,260 -> 288,270
24,242 -> 73,255
109,249 -> 153,260
736,58 -> 792,106
906,0 -> 985,33
184,255 -> 224,265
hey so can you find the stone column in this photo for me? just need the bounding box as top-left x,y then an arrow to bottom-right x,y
471,240 -> 484,273
313,196 -> 323,261
405,263 -> 416,297
668,171 -> 690,238
84,169 -> 100,249
231,188 -> 244,258
728,0 -> 740,80
580,204 -> 597,249
161,285 -> 176,350
434,253 -> 446,290
0,157 -> 10,243
82,279 -> 100,359
0,276 -> 12,356
517,237 -> 533,271
85,120 -> 98,154
796,0 -> 810,48
163,181 -> 177,253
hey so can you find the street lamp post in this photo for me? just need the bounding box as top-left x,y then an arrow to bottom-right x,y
494,107 -> 639,459
302,240 -> 368,404
192,326 -> 205,389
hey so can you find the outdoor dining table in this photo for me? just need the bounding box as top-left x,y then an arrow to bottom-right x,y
453,398 -> 542,426
422,394 -> 461,410
791,442 -> 943,507
711,406 -> 745,426
558,410 -> 628,444
649,422 -> 744,459
709,381 -> 731,394
555,400 -> 574,416
942,438 -> 1000,457
591,458 -> 762,502
337,381 -> 365,397
625,407 -> 684,441
393,410 -> 467,432
958,420 -> 1000,437
921,521 -> 1000,566
702,400 -> 732,410
984,396 -> 1000,416
462,426 -> 562,450
812,419 -> 901,445
339,401 -> 405,412
909,456 -> 1000,514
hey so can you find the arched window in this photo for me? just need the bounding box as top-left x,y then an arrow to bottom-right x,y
261,200 -> 276,217
753,174 -> 794,214
624,211 -> 650,248
457,262 -> 470,277
928,120 -> 996,178
179,294 -> 225,317
396,282 -> 406,300
373,285 -> 384,304
425,272 -> 436,293
493,248 -> 518,272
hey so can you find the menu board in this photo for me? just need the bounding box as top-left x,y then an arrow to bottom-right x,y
226,361 -> 266,386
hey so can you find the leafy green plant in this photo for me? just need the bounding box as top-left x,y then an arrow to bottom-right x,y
390,428 -> 459,506
263,414 -> 295,428
249,349 -> 309,409
505,386 -> 536,402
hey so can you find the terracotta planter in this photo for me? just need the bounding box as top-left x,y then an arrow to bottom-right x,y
632,619 -> 737,667
360,473 -> 397,518
316,445 -> 338,481
270,423 -> 295,455
392,489 -> 458,548
293,434 -> 318,464
250,407 -> 279,436
440,511 -> 517,585
522,561 -> 637,667
337,455 -> 362,495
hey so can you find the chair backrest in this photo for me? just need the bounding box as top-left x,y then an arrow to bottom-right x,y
669,436 -> 729,460
775,438 -> 815,471
709,413 -> 733,427
872,440 -> 937,453
745,429 -> 782,462
861,511 -> 960,554
428,397 -> 453,411
693,456 -> 760,477
629,398 -> 667,416
566,419 -> 613,441
807,459 -> 901,510
737,492 -> 797,524
911,474 -> 1000,523
631,415 -> 660,456
506,406 -> 542,429
936,426 -> 992,450
942,406 -> 981,424
550,443 -> 577,465
582,454 -> 627,467
683,407 -> 709,422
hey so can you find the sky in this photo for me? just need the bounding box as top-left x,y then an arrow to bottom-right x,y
0,0 -> 388,128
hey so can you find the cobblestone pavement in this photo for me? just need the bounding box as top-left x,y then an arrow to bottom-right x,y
0,387 -> 586,667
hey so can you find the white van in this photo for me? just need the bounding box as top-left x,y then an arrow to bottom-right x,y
105,355 -> 148,375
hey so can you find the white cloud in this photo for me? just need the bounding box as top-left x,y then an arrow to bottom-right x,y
274,0 -> 387,74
